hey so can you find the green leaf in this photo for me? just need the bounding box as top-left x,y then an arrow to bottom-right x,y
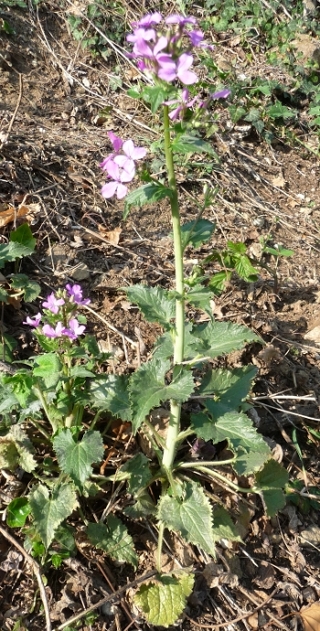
234,255 -> 259,281
29,482 -> 77,549
119,453 -> 153,496
0,425 -> 37,473
53,429 -> 104,491
129,358 -> 194,432
69,366 -> 95,379
87,517 -> 138,568
191,320 -> 260,358
172,133 -> 218,157
89,374 -> 131,421
124,183 -> 172,219
158,481 -> 215,555
10,274 -> 40,302
142,85 -> 167,113
197,366 -> 257,414
185,285 -> 213,316
212,506 -> 242,542
181,219 -> 215,250
124,491 -> 157,518
0,242 -> 35,269
134,572 -> 194,627
7,497 -> 31,528
10,223 -> 36,250
124,285 -> 175,329
33,353 -> 62,388
192,410 -> 270,475
254,459 -> 289,516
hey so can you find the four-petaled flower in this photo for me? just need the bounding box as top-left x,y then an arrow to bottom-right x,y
42,321 -> 65,338
66,283 -> 91,306
101,159 -> 135,200
63,318 -> 86,340
23,313 -> 42,327
42,292 -> 65,314
164,88 -> 198,120
158,53 -> 198,85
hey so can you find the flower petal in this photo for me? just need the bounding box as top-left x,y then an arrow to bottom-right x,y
101,181 -> 118,198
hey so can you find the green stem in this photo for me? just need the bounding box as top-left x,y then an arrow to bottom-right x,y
33,384 -> 58,433
162,105 -> 185,474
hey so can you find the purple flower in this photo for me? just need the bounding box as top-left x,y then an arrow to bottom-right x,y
132,35 -> 168,62
101,159 -> 135,200
108,131 -> 123,151
114,139 -> 147,173
63,318 -> 86,340
42,321 -> 65,338
132,12 -> 162,28
42,292 -> 65,314
23,313 -> 42,327
66,283 -> 91,306
189,30 -> 205,46
127,27 -> 156,44
165,14 -> 197,25
164,88 -> 198,120
210,88 -> 231,100
158,53 -> 198,85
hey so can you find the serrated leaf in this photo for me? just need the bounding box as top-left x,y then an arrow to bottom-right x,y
181,219 -> 215,250
124,183 -> 172,220
29,482 -> 77,549
197,366 -> 257,414
129,358 -> 194,432
89,374 -> 131,421
124,285 -> 175,329
212,506 -> 242,542
33,353 -> 62,388
0,242 -> 35,269
124,491 -> 157,518
134,572 -> 194,627
119,453 -> 153,496
191,320 -> 259,358
87,517 -> 138,568
158,481 -> 215,555
142,85 -> 167,113
191,410 -> 270,475
0,425 -> 37,473
172,133 -> 218,157
234,255 -> 259,281
53,429 -> 104,490
254,459 -> 289,516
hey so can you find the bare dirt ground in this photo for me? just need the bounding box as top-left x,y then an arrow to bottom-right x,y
0,2 -> 320,630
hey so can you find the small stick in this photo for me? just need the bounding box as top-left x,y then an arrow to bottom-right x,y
0,525 -> 52,631
185,587 -> 278,629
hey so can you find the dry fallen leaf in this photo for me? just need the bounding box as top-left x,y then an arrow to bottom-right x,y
98,225 -> 122,245
300,602 -> 320,631
0,202 -> 40,228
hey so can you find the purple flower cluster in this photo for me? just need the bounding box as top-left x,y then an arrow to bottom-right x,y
127,12 -> 211,85
100,132 -> 147,200
23,284 -> 90,341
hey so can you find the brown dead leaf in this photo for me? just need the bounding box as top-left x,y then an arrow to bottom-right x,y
98,225 -> 122,245
300,602 -> 320,631
0,202 -> 40,228
271,174 -> 286,188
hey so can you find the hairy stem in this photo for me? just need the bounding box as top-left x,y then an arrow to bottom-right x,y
162,105 -> 185,474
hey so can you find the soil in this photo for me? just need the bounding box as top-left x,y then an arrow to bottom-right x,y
0,2 -> 320,631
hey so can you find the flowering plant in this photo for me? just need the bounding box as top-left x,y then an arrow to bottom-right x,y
0,12 -> 290,629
